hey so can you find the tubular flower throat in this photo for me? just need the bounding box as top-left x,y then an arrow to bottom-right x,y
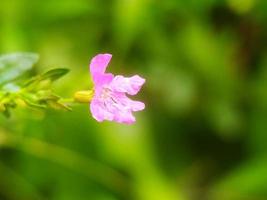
89,54 -> 145,124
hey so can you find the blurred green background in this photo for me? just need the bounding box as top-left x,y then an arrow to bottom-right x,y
1,0 -> 267,199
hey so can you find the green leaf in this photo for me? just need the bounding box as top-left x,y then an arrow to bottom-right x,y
36,91 -> 60,101
19,93 -> 46,109
40,68 -> 69,82
0,53 -> 39,85
24,68 -> 69,89
46,100 -> 72,111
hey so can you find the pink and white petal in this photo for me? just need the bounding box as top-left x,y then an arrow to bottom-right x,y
103,96 -> 136,124
90,99 -> 114,122
110,75 -> 145,95
93,73 -> 114,87
90,54 -> 112,77
128,100 -> 145,111
113,110 -> 136,124
112,92 -> 145,111
103,98 -> 121,114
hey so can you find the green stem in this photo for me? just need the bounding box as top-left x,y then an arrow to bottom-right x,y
0,160 -> 44,200
0,132 -> 129,197
58,98 -> 75,104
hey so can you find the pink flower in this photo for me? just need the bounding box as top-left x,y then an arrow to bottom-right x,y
89,53 -> 145,124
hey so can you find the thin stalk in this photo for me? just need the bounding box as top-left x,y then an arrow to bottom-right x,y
0,132 -> 129,197
0,160 -> 44,200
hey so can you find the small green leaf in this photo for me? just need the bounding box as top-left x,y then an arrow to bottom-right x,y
0,53 -> 39,85
23,68 -> 69,89
20,93 -> 46,109
40,68 -> 69,82
46,100 -> 72,111
36,91 -> 60,101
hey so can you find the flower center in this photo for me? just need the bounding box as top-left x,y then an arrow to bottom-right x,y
100,87 -> 112,100
100,87 -> 121,109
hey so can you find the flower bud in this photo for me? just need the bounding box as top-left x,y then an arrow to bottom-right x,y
74,90 -> 94,103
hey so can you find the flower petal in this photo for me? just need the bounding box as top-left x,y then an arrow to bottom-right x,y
112,92 -> 145,111
110,75 -> 145,95
127,99 -> 145,111
90,96 -> 136,124
90,53 -> 112,78
101,97 -> 135,124
93,73 -> 114,88
114,110 -> 136,124
90,98 -> 114,122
